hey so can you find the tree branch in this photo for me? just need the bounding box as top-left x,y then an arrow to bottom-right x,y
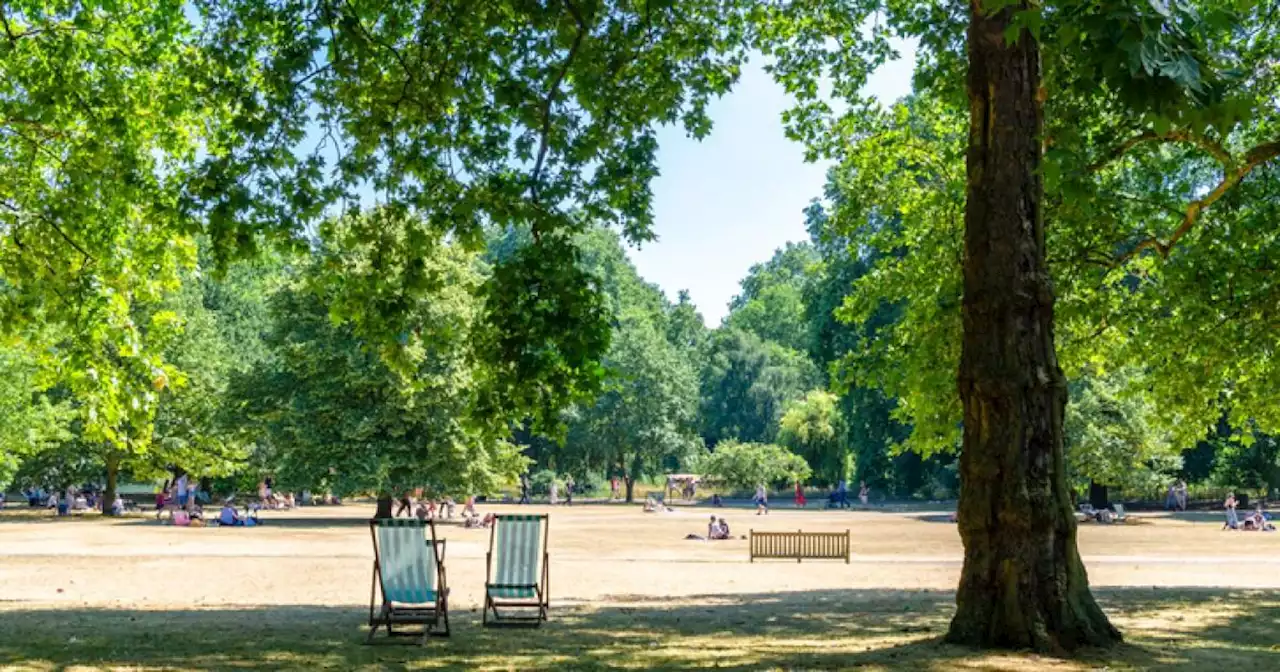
1116,138 -> 1280,264
1089,130 -> 1233,173
529,0 -> 590,211
0,199 -> 94,261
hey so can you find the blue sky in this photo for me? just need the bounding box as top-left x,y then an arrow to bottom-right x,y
630,45 -> 917,326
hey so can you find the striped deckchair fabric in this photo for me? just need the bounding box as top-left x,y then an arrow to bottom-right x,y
484,514 -> 550,625
367,518 -> 449,643
377,520 -> 439,603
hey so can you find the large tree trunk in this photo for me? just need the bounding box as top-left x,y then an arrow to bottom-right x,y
102,453 -> 119,516
947,1 -> 1120,652
624,477 -> 634,504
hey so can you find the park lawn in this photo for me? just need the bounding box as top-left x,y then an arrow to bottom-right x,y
0,589 -> 1277,671
2,504 -> 1279,670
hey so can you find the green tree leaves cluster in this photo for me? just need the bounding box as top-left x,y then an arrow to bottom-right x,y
236,211 -> 526,500
696,440 -> 811,491
777,390 -> 849,487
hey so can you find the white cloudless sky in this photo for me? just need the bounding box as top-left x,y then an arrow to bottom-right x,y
629,43 -> 917,326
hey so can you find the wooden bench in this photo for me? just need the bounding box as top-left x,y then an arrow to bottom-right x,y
749,529 -> 850,563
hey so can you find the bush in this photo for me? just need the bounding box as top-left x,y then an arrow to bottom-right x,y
529,469 -> 558,496
696,440 -> 812,490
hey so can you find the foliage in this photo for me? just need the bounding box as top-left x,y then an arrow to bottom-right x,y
0,343 -> 72,490
696,440 -> 811,490
777,390 -> 850,486
699,329 -> 820,446
755,1 -> 1280,458
1209,426 -> 1280,495
725,242 -> 818,352
233,211 -> 525,497
520,227 -> 705,499
1064,370 -> 1179,493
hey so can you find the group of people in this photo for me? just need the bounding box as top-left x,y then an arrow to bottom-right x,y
20,484 -> 112,515
665,475 -> 700,501
684,515 -> 732,541
826,480 -> 871,509
395,491 -> 493,528
1223,492 -> 1274,531
1164,480 -> 1190,511
707,515 -> 731,539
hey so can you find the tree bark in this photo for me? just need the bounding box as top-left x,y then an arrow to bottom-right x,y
624,477 -> 634,504
947,0 -> 1121,652
373,494 -> 394,519
102,453 -> 120,516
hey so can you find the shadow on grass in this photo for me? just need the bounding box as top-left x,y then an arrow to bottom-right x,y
1,588 -> 1277,671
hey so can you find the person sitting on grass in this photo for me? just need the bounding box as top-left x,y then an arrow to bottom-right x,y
713,518 -> 731,540
711,493 -> 723,507
110,494 -> 125,517
644,494 -> 672,513
219,499 -> 242,526
219,499 -> 259,527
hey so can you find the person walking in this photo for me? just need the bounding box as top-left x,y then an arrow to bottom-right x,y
610,476 -> 620,501
834,479 -> 849,508
1175,480 -> 1188,511
794,482 -> 807,508
754,484 -> 769,515
859,481 -> 870,506
564,475 -> 575,506
548,479 -> 559,506
519,474 -> 531,505
1165,482 -> 1178,510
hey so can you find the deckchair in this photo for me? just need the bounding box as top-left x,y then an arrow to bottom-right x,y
367,518 -> 449,643
1111,503 -> 1128,523
483,514 -> 549,626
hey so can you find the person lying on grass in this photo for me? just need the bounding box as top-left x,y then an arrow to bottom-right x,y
464,512 -> 495,529
1242,505 -> 1274,531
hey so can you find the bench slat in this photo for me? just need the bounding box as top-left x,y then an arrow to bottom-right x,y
749,530 -> 849,562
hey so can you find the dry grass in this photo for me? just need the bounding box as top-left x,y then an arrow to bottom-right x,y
1,502 -> 1278,670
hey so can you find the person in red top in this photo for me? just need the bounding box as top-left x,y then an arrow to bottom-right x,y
794,482 -> 807,508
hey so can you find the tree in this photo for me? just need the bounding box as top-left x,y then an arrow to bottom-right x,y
666,290 -> 709,356
234,212 -> 526,516
565,308 -> 703,502
503,225 -> 704,502
758,0 -> 1273,649
0,342 -> 72,491
699,329 -> 819,446
802,188 -> 915,495
725,242 -> 818,352
777,390 -> 850,486
696,440 -> 811,491
1064,370 -> 1179,505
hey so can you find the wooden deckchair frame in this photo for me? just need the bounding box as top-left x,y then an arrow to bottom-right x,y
367,518 -> 450,644
483,514 -> 550,626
